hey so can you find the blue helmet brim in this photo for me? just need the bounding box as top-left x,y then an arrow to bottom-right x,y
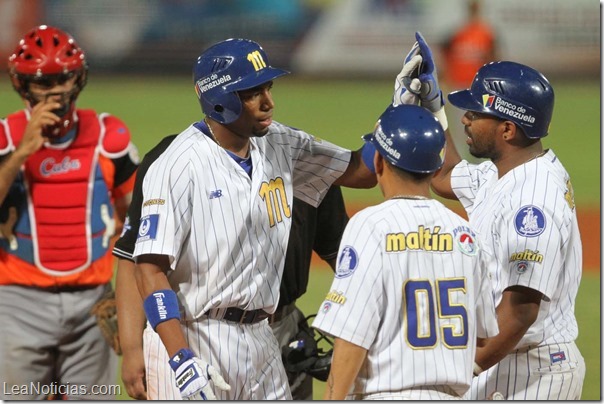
447,89 -> 485,113
224,67 -> 289,92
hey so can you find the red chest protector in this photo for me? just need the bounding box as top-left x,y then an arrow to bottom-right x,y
4,110 -> 114,275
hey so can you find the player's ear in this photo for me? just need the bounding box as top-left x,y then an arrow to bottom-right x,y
500,120 -> 517,142
374,153 -> 386,176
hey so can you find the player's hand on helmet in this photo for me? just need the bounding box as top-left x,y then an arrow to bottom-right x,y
411,31 -> 448,130
393,39 -> 422,107
169,348 -> 231,400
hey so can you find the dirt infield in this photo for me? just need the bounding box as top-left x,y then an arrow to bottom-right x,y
311,205 -> 600,273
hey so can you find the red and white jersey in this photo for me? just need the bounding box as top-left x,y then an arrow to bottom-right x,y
313,198 -> 498,397
450,149 -> 582,347
133,121 -> 350,320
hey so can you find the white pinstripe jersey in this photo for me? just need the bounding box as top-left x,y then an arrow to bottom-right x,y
312,198 -> 498,397
451,149 -> 582,347
132,121 -> 350,320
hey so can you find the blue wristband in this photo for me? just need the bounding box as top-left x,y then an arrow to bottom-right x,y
361,142 -> 377,174
169,348 -> 196,371
143,289 -> 181,330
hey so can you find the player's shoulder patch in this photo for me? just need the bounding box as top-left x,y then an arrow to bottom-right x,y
335,245 -> 358,278
454,227 -> 479,256
514,205 -> 546,237
137,213 -> 160,242
100,113 -> 133,157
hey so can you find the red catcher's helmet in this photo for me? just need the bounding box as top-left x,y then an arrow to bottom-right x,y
8,25 -> 88,138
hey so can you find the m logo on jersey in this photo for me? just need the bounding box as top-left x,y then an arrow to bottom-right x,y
259,177 -> 291,227
335,246 -> 358,278
514,205 -> 546,237
137,214 -> 159,242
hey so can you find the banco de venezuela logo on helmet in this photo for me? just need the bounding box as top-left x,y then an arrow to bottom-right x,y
482,94 -> 496,108
482,94 -> 536,125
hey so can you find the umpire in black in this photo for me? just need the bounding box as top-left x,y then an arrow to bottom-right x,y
269,187 -> 348,400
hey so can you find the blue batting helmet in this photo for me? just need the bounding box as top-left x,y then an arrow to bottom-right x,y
363,104 -> 446,173
193,38 -> 289,124
447,61 -> 554,139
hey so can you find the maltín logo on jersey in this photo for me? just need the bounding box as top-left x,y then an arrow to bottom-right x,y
335,246 -> 358,278
137,214 -> 159,242
514,205 -> 546,237
325,290 -> 347,305
386,226 -> 453,253
482,94 -> 496,108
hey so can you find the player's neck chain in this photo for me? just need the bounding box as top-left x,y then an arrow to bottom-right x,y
526,149 -> 548,163
389,195 -> 430,201
204,118 -> 222,148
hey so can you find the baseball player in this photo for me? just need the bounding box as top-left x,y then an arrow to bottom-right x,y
114,152 -> 347,399
408,33 -> 586,399
0,26 -> 138,400
312,103 -> 499,400
131,38 -> 376,401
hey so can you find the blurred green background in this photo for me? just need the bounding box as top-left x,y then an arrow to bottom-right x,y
0,76 -> 598,399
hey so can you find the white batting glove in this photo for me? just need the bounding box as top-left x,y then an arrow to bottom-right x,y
412,31 -> 448,130
392,40 -> 422,107
169,348 -> 231,400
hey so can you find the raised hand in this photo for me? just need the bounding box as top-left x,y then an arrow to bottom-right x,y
392,39 -> 422,106
412,31 -> 448,130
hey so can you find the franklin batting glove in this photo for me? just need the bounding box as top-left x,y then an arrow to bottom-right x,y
393,40 -> 422,107
412,31 -> 448,130
169,348 -> 231,400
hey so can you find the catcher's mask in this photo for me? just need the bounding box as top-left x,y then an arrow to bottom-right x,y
281,314 -> 334,382
8,25 -> 88,139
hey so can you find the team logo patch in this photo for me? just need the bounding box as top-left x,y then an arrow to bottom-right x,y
137,214 -> 159,242
335,246 -> 358,278
550,351 -> 566,363
514,205 -> 546,237
513,260 -> 531,274
456,231 -> 478,256
321,302 -> 332,313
